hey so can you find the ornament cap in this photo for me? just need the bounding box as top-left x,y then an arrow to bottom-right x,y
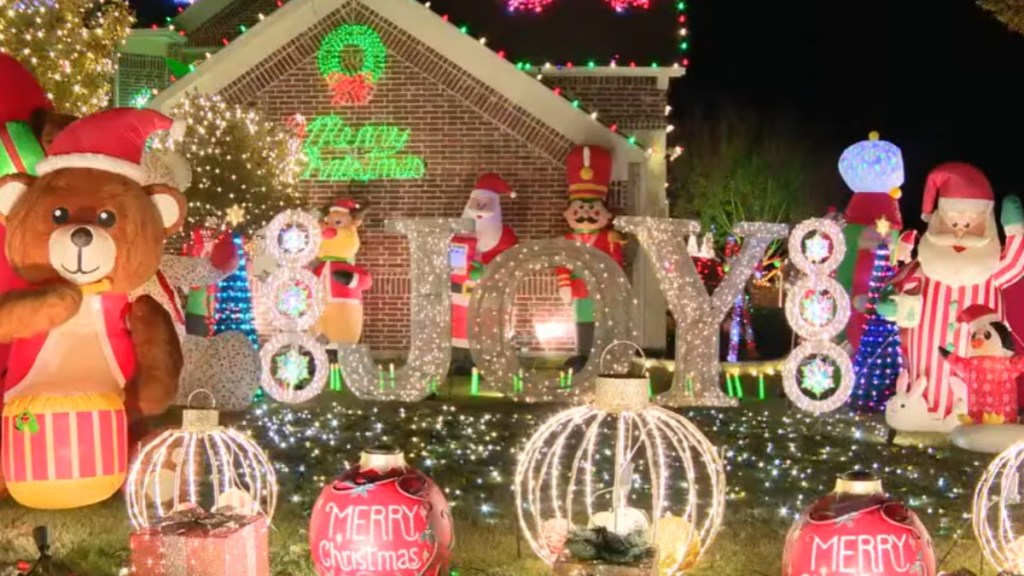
835,470 -> 883,496
360,445 -> 408,471
182,409 -> 219,431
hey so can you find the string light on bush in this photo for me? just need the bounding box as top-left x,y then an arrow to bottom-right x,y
150,92 -> 306,233
335,218 -> 471,402
783,218 -> 854,413
468,240 -> 637,402
515,354 -> 726,571
0,0 -> 133,116
616,217 -> 788,407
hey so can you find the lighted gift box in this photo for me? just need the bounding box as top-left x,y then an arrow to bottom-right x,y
129,513 -> 269,576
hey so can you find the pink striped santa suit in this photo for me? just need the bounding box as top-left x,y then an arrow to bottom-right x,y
892,237 -> 1024,415
887,162 -> 1024,419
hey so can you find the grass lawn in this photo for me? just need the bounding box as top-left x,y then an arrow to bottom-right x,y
0,372 -> 1001,575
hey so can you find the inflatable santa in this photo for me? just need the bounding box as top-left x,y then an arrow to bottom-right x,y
450,173 -> 517,370
881,163 -> 1024,430
556,145 -> 626,370
836,131 -> 904,349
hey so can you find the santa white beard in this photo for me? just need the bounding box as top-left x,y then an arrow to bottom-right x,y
917,229 -> 1000,287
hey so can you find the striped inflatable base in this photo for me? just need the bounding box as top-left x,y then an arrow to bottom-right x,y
2,392 -> 127,510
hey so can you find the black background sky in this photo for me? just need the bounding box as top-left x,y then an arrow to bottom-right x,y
136,0 -> 1024,226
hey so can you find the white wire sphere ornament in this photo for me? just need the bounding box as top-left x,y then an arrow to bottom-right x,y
515,342 -> 726,573
261,267 -> 325,332
788,217 -> 846,276
126,390 -> 278,530
259,332 -> 329,404
264,209 -> 322,266
973,440 -> 1024,574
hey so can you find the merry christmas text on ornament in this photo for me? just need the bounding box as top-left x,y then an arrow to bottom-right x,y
300,115 -> 425,182
805,533 -> 917,574
316,501 -> 430,573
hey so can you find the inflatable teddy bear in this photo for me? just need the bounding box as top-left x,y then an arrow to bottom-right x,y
0,108 -> 185,510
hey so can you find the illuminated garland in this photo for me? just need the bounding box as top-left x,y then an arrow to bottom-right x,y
0,0 -> 134,116
151,92 -> 306,233
508,0 -> 651,13
317,24 -> 387,105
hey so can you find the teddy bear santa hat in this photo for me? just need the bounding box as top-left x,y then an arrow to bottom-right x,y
35,107 -> 187,186
330,198 -> 362,213
921,162 -> 994,223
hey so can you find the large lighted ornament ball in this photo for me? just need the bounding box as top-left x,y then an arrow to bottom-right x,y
310,446 -> 455,576
973,440 -> 1024,574
125,391 -> 278,530
515,342 -> 726,573
783,471 -> 936,576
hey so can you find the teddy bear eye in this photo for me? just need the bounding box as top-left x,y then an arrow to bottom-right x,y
52,207 -> 69,224
985,330 -> 992,340
98,210 -> 116,228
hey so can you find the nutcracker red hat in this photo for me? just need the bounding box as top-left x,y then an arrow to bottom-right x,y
0,54 -> 52,123
566,145 -> 612,201
473,172 -> 515,198
921,162 -> 994,222
957,304 -> 999,326
35,108 -> 185,184
330,198 -> 361,213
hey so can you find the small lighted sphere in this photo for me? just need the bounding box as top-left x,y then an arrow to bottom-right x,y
515,368 -> 726,573
838,132 -> 905,193
973,439 -> 1024,574
125,391 -> 277,530
309,446 -> 455,576
783,471 -> 936,576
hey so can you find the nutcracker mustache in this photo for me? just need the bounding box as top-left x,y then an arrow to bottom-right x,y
574,216 -> 601,225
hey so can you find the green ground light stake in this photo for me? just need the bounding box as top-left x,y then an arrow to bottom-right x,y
734,375 -> 745,400
758,373 -> 766,400
329,363 -> 343,392
389,363 -> 396,389
470,367 -> 480,397
726,374 -> 736,397
378,366 -> 386,392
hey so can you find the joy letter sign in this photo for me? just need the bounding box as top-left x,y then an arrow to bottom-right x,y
309,451 -> 454,576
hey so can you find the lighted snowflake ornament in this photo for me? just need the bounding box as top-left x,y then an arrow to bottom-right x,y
260,333 -> 328,403
800,357 -> 836,397
802,233 -> 832,264
799,290 -> 836,328
274,348 -> 310,389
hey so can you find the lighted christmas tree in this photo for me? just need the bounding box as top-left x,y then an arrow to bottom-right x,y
213,233 -> 258,347
851,218 -> 902,412
0,0 -> 134,116
150,93 -> 306,234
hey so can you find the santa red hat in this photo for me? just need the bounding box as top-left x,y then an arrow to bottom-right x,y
0,54 -> 52,123
567,145 -> 612,202
329,198 -> 362,213
957,304 -> 999,326
36,108 -> 186,184
921,162 -> 993,222
472,172 -> 515,199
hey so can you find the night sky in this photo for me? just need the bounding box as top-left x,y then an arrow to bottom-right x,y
135,0 -> 1024,225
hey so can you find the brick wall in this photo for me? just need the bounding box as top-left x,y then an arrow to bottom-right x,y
115,53 -> 171,108
541,75 -> 668,131
183,0 -> 281,48
136,1 -> 664,354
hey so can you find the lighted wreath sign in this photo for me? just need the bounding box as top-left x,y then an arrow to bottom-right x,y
317,24 -> 387,106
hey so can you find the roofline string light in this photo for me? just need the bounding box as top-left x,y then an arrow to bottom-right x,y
158,0 -> 684,154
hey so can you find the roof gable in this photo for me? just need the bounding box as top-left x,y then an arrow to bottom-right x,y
152,0 -> 645,173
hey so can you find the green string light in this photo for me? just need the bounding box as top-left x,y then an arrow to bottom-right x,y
317,24 -> 388,83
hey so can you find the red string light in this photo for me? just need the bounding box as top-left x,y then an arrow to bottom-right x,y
507,0 -> 650,12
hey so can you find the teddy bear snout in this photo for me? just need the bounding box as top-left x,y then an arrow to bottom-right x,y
48,224 -> 118,284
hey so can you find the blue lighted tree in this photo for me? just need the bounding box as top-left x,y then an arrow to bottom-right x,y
851,224 -> 902,412
213,232 -> 258,347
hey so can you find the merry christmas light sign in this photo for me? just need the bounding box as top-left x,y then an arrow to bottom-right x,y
300,115 -> 426,182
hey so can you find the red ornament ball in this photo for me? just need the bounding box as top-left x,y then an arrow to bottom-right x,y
782,472 -> 936,576
309,448 -> 454,576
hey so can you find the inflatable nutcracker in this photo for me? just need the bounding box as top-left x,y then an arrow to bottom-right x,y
836,131 -> 904,350
880,163 -> 1024,431
556,145 -> 626,369
313,199 -> 372,345
450,173 -> 518,368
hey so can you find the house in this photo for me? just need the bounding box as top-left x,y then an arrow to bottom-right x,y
114,0 -> 683,354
